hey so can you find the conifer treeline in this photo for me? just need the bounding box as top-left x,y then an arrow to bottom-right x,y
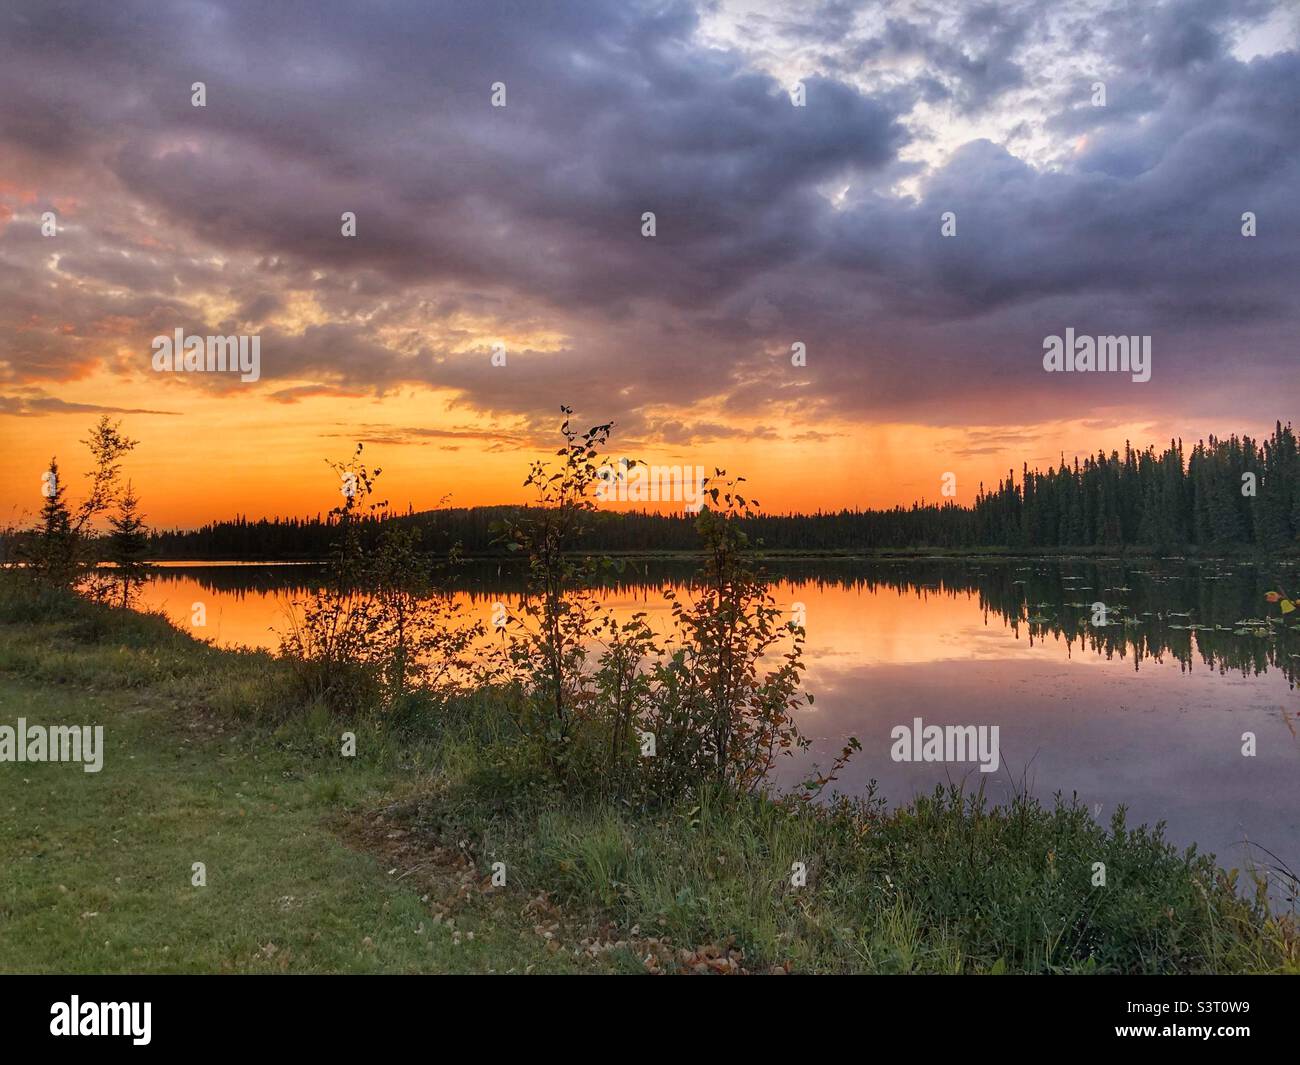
139,423 -> 1300,558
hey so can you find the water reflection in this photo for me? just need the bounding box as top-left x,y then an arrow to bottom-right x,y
133,557 -> 1300,893
139,557 -> 1300,683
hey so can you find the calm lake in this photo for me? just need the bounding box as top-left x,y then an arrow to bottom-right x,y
133,556 -> 1300,899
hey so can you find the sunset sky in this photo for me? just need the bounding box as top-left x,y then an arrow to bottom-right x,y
2,0 -> 1298,529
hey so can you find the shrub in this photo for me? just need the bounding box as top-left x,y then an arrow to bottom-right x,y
279,444 -> 482,717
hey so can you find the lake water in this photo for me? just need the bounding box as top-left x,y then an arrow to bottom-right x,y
132,557 -> 1300,900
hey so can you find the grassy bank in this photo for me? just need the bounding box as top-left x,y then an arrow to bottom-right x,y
1,579 -> 1296,974
0,583 -> 609,973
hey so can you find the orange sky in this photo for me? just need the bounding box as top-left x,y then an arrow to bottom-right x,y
0,363 -> 1201,530
3,2 -> 1297,532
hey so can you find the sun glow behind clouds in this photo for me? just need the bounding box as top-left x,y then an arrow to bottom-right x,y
1,0 -> 1298,528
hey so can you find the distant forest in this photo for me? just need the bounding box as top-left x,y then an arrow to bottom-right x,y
130,422 -> 1300,559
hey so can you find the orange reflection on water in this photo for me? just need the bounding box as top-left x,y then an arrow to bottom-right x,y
137,570 -> 1045,670
129,563 -> 1300,889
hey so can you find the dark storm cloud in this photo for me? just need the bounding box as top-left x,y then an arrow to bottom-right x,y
0,0 -> 1297,435
830,7 -> 1034,112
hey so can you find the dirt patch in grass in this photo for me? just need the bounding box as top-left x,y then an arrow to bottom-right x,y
332,799 -> 758,973
331,800 -> 619,970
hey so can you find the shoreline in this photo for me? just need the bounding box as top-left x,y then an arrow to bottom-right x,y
1,576 -> 1295,974
69,544 -> 1300,566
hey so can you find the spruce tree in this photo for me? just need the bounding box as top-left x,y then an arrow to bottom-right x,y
30,457 -> 78,586
107,482 -> 150,607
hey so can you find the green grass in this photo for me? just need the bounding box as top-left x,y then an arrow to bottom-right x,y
1,577 -> 1296,974
0,586 -> 601,973
411,771 -> 1299,974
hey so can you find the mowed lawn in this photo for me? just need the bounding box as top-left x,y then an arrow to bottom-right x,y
0,656 -> 597,974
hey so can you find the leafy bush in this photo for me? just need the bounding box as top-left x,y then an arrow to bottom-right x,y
490,410 -> 853,802
279,444 -> 482,717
